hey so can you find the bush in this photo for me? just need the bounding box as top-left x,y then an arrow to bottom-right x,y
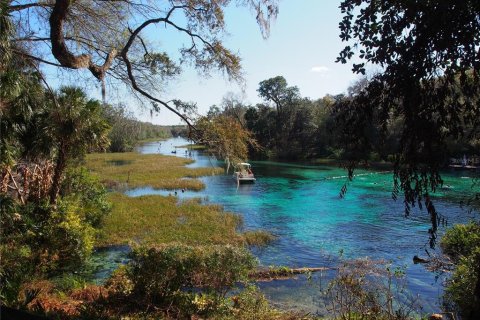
440,221 -> 480,263
0,191 -> 100,304
61,167 -> 111,228
127,244 -> 257,314
243,230 -> 276,247
441,222 -> 480,319
324,258 -> 420,320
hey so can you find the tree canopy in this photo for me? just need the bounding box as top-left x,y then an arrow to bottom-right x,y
337,5 -> 480,314
5,0 -> 279,125
336,0 -> 480,211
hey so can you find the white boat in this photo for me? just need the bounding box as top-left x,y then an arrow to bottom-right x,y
233,163 -> 256,183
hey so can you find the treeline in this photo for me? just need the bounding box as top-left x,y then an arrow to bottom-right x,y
206,76 -> 479,164
102,104 -> 172,152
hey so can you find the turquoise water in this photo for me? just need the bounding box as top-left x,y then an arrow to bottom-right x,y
102,138 -> 479,315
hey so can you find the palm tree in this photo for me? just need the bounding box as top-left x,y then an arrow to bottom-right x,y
48,87 -> 110,204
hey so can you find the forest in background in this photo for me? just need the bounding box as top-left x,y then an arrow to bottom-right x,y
201,76 -> 479,165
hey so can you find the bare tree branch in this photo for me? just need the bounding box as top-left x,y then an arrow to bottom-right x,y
13,49 -> 65,68
9,2 -> 52,12
121,51 -> 195,129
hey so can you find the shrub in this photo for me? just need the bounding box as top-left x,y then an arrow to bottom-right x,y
0,194 -> 98,304
243,230 -> 276,247
127,244 -> 257,313
440,221 -> 480,263
441,222 -> 480,319
324,258 -> 420,320
61,167 -> 111,228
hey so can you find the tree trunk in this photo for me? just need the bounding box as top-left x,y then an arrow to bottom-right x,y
49,145 -> 67,205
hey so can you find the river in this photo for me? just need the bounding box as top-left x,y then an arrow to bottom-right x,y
93,137 -> 479,316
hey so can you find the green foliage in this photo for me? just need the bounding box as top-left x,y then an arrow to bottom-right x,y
194,114 -> 258,170
335,0 -> 480,220
0,196 -> 97,304
102,104 -> 170,153
0,42 -> 50,165
98,193 -> 243,247
444,248 -> 480,319
441,222 -> 480,319
86,152 -> 223,192
244,78 -> 340,160
50,274 -> 88,294
61,167 -> 111,228
49,200 -> 96,269
1,166 -> 111,305
0,196 -> 44,303
243,230 -> 276,247
49,86 -> 111,157
127,244 -> 256,313
258,76 -> 300,112
441,222 -> 480,263
324,259 -> 419,320
225,285 -> 281,320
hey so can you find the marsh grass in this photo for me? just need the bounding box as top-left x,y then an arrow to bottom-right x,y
243,230 -> 276,247
86,152 -> 223,191
98,193 -> 244,246
175,144 -> 206,150
136,137 -> 168,144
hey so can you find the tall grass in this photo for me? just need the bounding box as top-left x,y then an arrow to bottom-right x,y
86,152 -> 223,191
97,193 -> 244,247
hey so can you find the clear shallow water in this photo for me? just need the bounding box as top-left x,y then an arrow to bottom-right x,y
99,138 -> 479,314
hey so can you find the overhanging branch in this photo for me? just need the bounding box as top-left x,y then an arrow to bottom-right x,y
49,0 -> 117,80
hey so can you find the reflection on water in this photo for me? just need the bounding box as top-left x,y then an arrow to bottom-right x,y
95,138 -> 478,314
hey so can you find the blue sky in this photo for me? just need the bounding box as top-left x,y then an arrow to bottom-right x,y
45,1 -> 363,125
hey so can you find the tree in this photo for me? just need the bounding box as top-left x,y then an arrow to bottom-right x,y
221,92 -> 248,127
194,114 -> 258,172
335,0 -> 480,219
257,76 -> 300,114
6,0 -> 279,126
337,1 -> 480,316
336,0 -> 480,210
48,87 -> 110,204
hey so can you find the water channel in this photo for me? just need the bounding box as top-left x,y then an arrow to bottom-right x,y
92,137 -> 479,316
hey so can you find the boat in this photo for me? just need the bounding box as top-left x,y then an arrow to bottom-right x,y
233,163 -> 256,183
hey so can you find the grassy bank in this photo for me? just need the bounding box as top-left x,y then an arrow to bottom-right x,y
135,136 -> 168,144
97,193 -> 244,247
175,143 -> 206,150
86,152 -> 223,191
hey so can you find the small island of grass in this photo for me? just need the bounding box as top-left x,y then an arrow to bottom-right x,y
86,152 -> 223,191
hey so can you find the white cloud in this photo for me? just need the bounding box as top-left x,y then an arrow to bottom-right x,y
310,66 -> 330,73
